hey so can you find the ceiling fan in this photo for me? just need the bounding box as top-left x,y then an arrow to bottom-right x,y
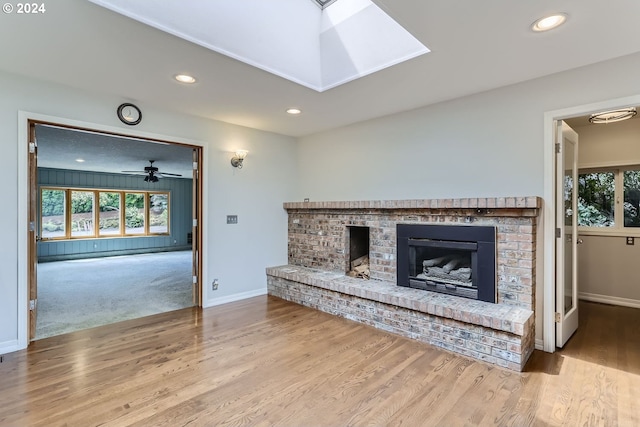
122,160 -> 182,182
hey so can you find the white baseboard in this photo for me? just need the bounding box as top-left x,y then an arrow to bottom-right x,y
204,288 -> 268,308
535,338 -> 544,351
0,340 -> 21,356
579,292 -> 640,309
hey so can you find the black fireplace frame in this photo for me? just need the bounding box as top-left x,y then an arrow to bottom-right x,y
397,224 -> 496,303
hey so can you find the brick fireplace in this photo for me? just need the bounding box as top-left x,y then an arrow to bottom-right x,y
266,197 -> 540,371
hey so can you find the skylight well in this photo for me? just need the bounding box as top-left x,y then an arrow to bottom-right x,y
89,0 -> 430,92
312,0 -> 338,10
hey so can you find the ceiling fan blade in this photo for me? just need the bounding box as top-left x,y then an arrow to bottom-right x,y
157,172 -> 182,177
121,171 -> 147,174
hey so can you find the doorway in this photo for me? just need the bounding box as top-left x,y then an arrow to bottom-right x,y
26,119 -> 203,342
543,96 -> 640,352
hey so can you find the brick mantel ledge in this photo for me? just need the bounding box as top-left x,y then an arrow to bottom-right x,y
284,196 -> 541,211
267,265 -> 533,336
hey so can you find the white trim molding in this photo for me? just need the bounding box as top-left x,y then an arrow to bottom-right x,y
204,288 -> 268,308
0,340 -> 21,356
543,93 -> 640,353
17,111 -> 208,352
579,293 -> 640,310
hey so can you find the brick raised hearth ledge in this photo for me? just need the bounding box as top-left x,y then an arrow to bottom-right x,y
267,197 -> 541,371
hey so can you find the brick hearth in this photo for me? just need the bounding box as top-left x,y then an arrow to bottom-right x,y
266,197 -> 540,371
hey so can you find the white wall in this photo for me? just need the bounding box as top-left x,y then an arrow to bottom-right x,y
572,117 -> 640,305
578,235 -> 640,306
296,52 -> 640,201
295,51 -> 640,344
576,117 -> 640,168
0,70 -> 297,354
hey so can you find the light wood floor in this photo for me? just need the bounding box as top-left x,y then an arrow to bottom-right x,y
1,297 -> 639,426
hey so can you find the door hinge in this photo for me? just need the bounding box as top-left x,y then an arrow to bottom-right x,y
192,219 -> 198,227
192,275 -> 198,284
29,142 -> 37,153
555,312 -> 561,323
555,143 -> 561,153
29,299 -> 37,311
556,228 -> 561,238
192,161 -> 198,170
29,221 -> 36,232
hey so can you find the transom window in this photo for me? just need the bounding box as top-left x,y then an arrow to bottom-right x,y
41,187 -> 170,240
577,167 -> 640,230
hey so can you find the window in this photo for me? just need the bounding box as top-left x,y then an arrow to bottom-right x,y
40,187 -> 170,240
577,171 -> 614,227
578,167 -> 640,232
149,193 -> 169,234
71,190 -> 95,237
99,192 -> 121,236
125,192 -> 145,235
624,170 -> 640,227
41,189 -> 66,239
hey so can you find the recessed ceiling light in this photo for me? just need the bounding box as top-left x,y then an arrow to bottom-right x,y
286,108 -> 302,115
174,74 -> 197,84
75,158 -> 85,163
531,13 -> 567,32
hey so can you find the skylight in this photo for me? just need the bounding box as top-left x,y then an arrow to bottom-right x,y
89,0 -> 430,92
313,0 -> 338,10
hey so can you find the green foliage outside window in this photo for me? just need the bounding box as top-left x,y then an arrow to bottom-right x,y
577,172 -> 614,227
577,169 -> 640,228
624,170 -> 640,227
40,188 -> 170,238
125,193 -> 145,229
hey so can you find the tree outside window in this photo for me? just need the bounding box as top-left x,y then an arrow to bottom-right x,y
125,192 -> 145,234
71,190 -> 94,237
99,192 -> 121,235
577,168 -> 640,229
41,189 -> 66,238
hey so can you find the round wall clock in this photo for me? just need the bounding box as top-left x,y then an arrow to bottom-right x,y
117,103 -> 142,126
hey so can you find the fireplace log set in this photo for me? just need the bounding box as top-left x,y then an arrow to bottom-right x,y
416,255 -> 472,288
347,255 -> 370,279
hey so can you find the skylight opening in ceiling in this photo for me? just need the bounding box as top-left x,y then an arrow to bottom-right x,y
89,0 -> 430,92
313,0 -> 338,10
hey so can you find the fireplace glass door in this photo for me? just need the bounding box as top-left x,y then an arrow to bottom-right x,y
409,239 -> 477,299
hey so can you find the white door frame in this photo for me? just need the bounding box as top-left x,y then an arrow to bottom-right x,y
542,94 -> 640,352
17,111 -> 209,350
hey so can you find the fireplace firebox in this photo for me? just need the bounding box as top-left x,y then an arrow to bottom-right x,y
397,224 -> 496,303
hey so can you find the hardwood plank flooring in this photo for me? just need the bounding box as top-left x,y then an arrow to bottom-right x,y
1,297 -> 639,426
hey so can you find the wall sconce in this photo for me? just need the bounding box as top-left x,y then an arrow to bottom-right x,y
230,150 -> 248,169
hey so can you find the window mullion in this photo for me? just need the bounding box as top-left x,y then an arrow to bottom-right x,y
145,193 -> 150,235
65,189 -> 72,239
94,190 -> 99,238
615,169 -> 624,229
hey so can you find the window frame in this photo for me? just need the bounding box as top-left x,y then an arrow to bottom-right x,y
40,186 -> 171,241
577,165 -> 640,237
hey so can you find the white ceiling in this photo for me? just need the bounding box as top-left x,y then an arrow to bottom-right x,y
1,0 -> 640,139
35,125 -> 195,178
88,0 -> 429,92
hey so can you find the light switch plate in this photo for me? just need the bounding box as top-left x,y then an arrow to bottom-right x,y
227,215 -> 238,224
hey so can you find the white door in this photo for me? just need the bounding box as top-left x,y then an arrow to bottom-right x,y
556,121 -> 579,347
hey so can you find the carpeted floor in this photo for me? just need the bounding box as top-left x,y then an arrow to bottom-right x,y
35,251 -> 193,339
